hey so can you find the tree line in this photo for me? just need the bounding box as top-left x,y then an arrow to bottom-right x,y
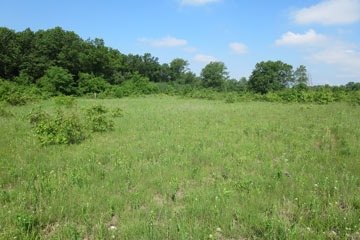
1,26 -> 360,104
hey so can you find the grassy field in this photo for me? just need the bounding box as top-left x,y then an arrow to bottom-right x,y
1,96 -> 360,239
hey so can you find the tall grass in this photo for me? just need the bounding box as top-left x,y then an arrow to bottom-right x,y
0,96 -> 359,239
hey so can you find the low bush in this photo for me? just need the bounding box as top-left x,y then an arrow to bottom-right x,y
225,92 -> 237,103
53,96 -> 77,107
85,105 -> 114,132
346,91 -> 360,106
111,107 -> 124,117
28,108 -> 86,145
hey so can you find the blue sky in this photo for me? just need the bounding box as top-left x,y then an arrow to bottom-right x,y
1,0 -> 360,85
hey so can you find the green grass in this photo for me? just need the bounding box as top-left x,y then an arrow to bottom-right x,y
1,96 -> 360,239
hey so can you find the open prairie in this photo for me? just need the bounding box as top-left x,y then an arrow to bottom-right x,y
1,96 -> 360,239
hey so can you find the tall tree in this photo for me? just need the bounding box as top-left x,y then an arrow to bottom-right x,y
169,58 -> 189,82
200,62 -> 229,89
248,60 -> 294,94
294,65 -> 309,85
0,27 -> 20,79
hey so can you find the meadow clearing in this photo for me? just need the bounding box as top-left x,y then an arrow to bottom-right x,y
0,96 -> 360,239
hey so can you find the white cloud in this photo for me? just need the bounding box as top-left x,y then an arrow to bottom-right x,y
229,42 -> 248,54
139,36 -> 187,47
183,47 -> 198,52
276,29 -> 360,77
180,0 -> 219,6
293,0 -> 360,25
193,54 -> 217,63
275,29 -> 328,46
308,43 -> 360,76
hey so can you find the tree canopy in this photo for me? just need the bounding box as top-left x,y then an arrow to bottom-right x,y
248,60 -> 294,94
200,62 -> 229,89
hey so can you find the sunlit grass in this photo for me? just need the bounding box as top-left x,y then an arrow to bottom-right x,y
1,96 -> 359,239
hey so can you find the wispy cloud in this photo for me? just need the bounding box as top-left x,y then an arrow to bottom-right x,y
139,36 -> 187,47
180,0 -> 220,6
183,47 -> 198,52
276,30 -> 360,77
308,42 -> 360,77
275,29 -> 327,46
229,42 -> 248,54
293,0 -> 360,25
193,54 -> 216,63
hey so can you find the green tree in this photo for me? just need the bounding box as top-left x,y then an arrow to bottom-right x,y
248,60 -> 294,94
200,62 -> 229,89
78,73 -> 110,94
37,66 -> 74,95
0,27 -> 20,79
294,65 -> 309,85
170,58 -> 189,82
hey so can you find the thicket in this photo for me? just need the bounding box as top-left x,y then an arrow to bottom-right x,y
27,104 -> 120,145
1,27 -> 359,105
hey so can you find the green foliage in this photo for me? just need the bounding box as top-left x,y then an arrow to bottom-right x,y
111,107 -> 124,117
314,90 -> 335,104
346,91 -> 360,106
294,65 -> 309,85
115,72 -> 159,97
225,92 -> 237,103
53,95 -> 77,107
248,60 -> 294,94
4,91 -> 28,105
85,105 -> 114,132
28,108 -> 86,145
1,97 -> 360,239
0,102 -> 13,117
15,213 -> 39,235
201,62 -> 229,89
37,66 -> 75,95
0,80 -> 27,105
78,73 -> 110,94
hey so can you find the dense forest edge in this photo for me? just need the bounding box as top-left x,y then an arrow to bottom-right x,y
1,26 -> 360,106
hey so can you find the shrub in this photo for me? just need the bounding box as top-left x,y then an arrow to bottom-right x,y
37,66 -> 75,96
111,107 -> 124,117
78,73 -> 110,95
28,107 -> 47,125
85,105 -> 114,132
53,96 -> 76,107
115,72 -> 160,97
0,80 -> 30,105
225,92 -> 237,103
314,91 -> 334,104
28,108 -> 86,145
263,92 -> 282,102
346,91 -> 360,106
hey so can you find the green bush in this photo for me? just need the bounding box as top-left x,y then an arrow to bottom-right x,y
28,108 -> 86,145
85,105 -> 114,132
4,91 -> 28,105
78,73 -> 110,95
111,107 -> 124,117
53,96 -> 76,107
263,92 -> 282,102
115,72 -> 159,97
37,66 -> 75,96
346,91 -> 360,106
0,80 -> 30,105
314,91 -> 334,104
225,92 -> 237,103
